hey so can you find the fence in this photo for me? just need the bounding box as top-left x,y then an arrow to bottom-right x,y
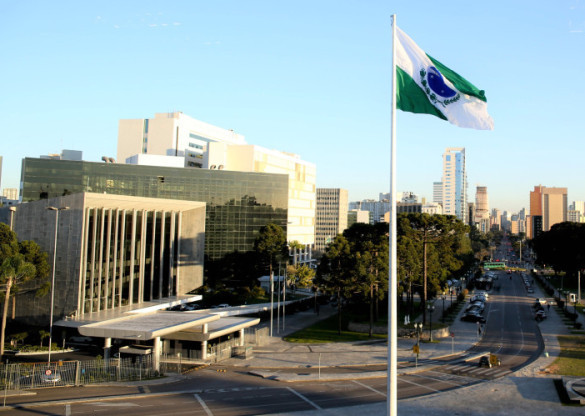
245,326 -> 269,346
0,356 -> 157,391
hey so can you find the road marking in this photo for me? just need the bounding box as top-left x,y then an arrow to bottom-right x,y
400,377 -> 440,392
352,380 -> 386,397
65,404 -> 71,416
286,387 -> 322,410
194,394 -> 214,416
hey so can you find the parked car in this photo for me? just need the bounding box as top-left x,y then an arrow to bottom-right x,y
535,310 -> 547,321
479,355 -> 501,368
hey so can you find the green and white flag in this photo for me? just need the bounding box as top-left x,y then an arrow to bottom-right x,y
396,27 -> 494,130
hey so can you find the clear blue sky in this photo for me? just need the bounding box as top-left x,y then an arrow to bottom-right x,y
1,0 -> 584,214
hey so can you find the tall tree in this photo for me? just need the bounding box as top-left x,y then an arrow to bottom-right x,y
0,254 -> 36,356
316,235 -> 353,334
254,223 -> 288,278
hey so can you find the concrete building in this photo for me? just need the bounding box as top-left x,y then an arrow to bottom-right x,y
542,187 -> 567,231
117,112 -> 245,168
348,209 -> 370,228
475,186 -> 490,233
349,198 -> 390,224
20,157 -> 288,261
441,148 -> 467,223
314,188 -> 348,253
529,185 -> 567,236
0,193 -> 206,322
2,188 -> 18,200
568,201 -> 585,223
421,202 -> 443,215
432,181 -> 443,204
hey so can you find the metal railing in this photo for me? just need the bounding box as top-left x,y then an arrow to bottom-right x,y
0,356 -> 158,391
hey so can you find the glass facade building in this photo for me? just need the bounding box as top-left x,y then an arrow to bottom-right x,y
21,158 -> 288,261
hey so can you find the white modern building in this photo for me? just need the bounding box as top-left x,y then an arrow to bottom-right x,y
117,112 -> 246,167
441,148 -> 467,223
118,112 -> 316,246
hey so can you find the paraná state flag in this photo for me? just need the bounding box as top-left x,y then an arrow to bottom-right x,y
396,27 -> 494,130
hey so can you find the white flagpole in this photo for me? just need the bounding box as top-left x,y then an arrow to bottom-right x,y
387,13 -> 398,416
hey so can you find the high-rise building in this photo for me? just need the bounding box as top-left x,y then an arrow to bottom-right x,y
2,188 -> 18,200
441,148 -> 467,223
348,210 -> 370,228
119,112 -> 315,245
542,187 -> 567,231
117,112 -> 246,167
475,186 -> 490,233
315,188 -> 348,253
432,181 -> 443,204
529,185 -> 567,236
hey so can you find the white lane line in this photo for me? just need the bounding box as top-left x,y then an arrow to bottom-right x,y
194,394 -> 214,416
65,404 -> 71,416
400,377 -> 441,393
352,380 -> 387,397
286,387 -> 322,410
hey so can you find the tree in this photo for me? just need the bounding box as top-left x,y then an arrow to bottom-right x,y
287,264 -> 315,289
0,253 -> 36,356
0,223 -> 50,357
316,235 -> 353,334
254,223 -> 288,278
39,329 -> 50,348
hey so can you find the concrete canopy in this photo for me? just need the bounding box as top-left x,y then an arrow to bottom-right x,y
78,311 -> 220,340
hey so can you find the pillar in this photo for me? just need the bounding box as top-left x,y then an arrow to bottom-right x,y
104,337 -> 112,361
153,336 -> 161,373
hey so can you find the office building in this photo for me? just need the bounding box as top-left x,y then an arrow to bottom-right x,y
315,188 -> 348,253
348,209 -> 370,228
432,182 -> 443,204
117,112 -> 245,167
440,147 -> 467,223
529,185 -> 567,236
20,157 -> 288,261
119,112 -> 315,246
2,188 -> 18,201
205,143 -> 316,245
349,198 -> 390,224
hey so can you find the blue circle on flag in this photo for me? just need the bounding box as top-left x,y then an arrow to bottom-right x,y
427,66 -> 457,98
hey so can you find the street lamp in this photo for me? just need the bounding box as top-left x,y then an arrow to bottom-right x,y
8,207 -> 16,231
47,206 -> 69,365
442,292 -> 446,323
427,304 -> 435,342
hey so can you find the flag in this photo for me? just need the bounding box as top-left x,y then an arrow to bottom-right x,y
395,27 -> 494,130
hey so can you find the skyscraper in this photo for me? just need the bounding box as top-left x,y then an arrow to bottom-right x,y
475,186 -> 490,233
441,147 -> 467,223
315,188 -> 348,253
529,185 -> 567,237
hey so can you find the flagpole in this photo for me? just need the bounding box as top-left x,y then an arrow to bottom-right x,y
387,13 -> 398,416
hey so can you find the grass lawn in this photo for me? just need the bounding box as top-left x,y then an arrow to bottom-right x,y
548,335 -> 585,376
284,313 -> 387,343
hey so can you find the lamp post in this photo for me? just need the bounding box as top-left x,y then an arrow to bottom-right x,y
8,207 -> 16,231
442,292 -> 446,323
427,304 -> 435,342
47,206 -> 69,365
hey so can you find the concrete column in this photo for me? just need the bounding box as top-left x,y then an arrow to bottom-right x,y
202,323 -> 209,360
104,337 -> 112,361
153,336 -> 161,373
239,328 -> 245,346
201,340 -> 207,360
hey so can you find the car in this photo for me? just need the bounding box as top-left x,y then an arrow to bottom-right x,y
535,298 -> 547,305
466,301 -> 485,313
527,287 -> 534,293
42,371 -> 61,383
470,294 -> 487,303
475,291 -> 489,300
535,310 -> 547,321
479,355 -> 501,368
461,313 -> 486,323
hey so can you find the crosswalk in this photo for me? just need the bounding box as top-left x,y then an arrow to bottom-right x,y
440,362 -> 512,379
400,358 -> 512,379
